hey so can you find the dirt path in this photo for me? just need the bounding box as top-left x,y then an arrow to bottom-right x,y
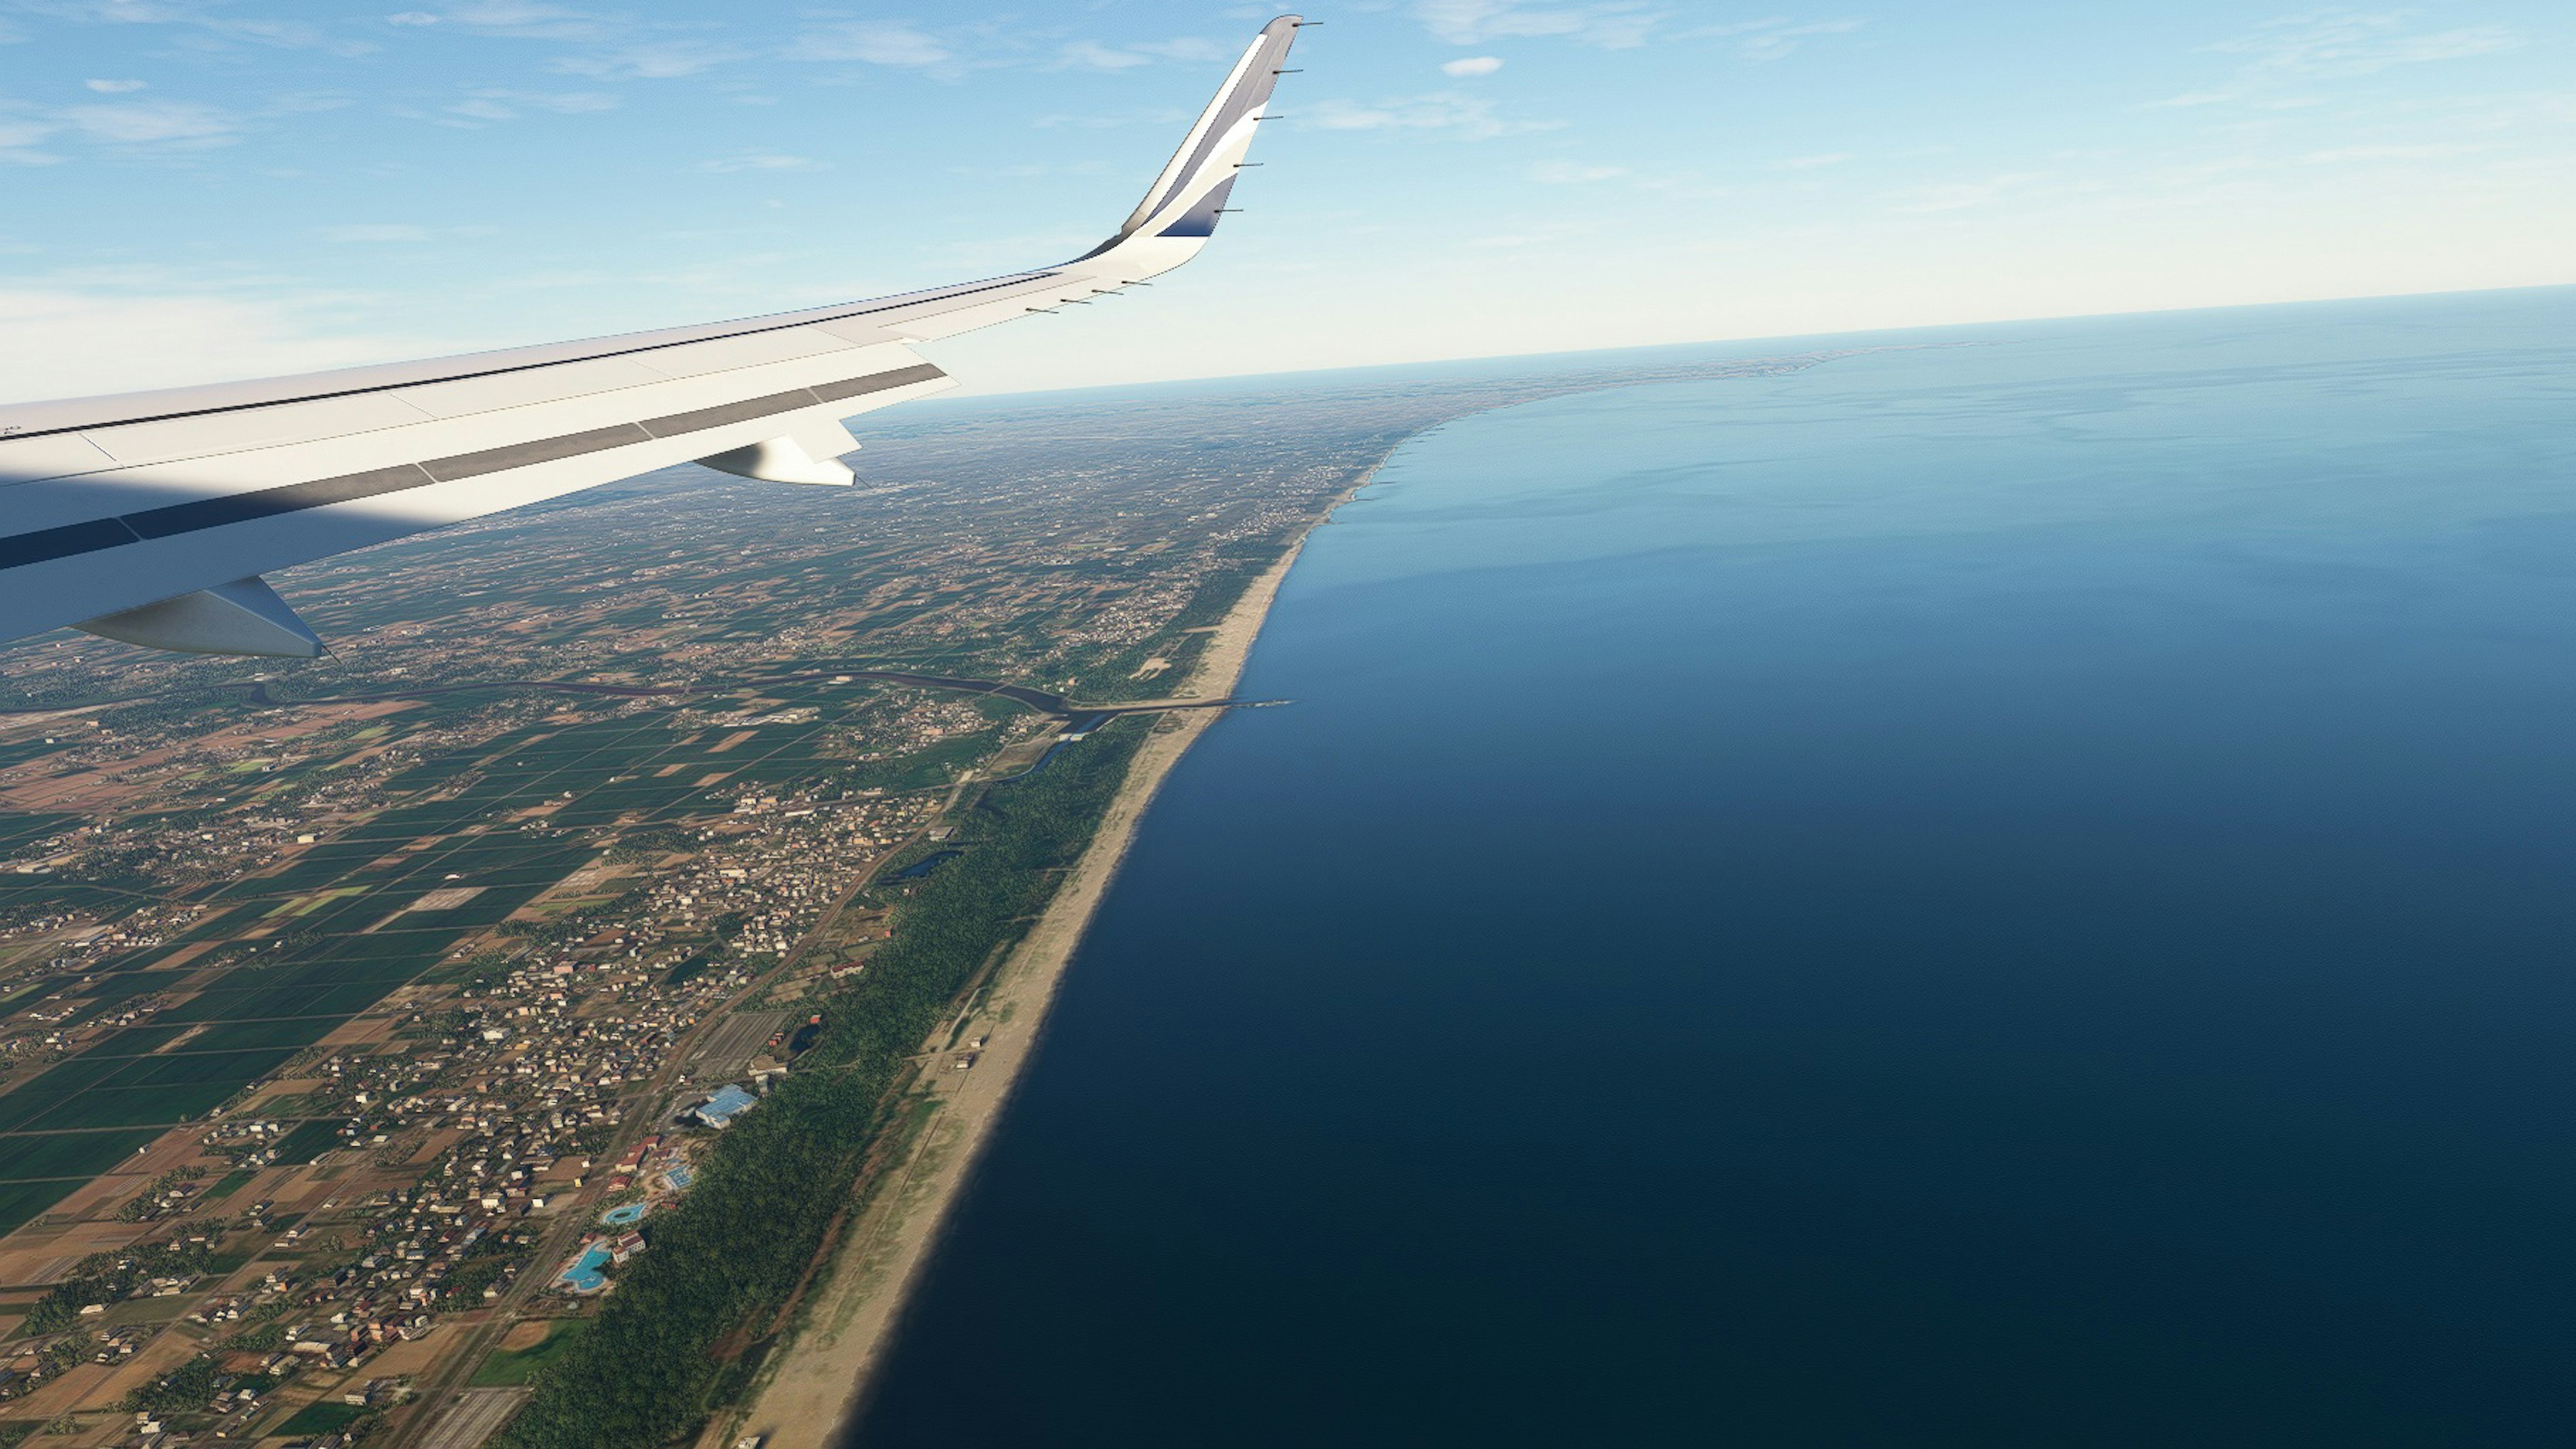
710,508 -> 1334,1449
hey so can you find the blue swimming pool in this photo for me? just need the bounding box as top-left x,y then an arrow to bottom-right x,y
557,1243 -> 610,1294
600,1201 -> 649,1226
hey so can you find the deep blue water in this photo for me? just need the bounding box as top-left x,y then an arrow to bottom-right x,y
848,290 -> 2576,1447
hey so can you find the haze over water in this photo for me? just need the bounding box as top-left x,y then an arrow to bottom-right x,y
852,290 -> 2576,1446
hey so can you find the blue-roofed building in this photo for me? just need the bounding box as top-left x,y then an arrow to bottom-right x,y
694,1084 -> 759,1129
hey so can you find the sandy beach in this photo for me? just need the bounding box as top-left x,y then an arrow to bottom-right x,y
708,501 -> 1340,1449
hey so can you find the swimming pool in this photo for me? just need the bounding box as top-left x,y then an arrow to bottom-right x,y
600,1201 -> 650,1227
557,1242 -> 611,1294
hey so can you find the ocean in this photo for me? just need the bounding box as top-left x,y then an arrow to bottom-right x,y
847,288 -> 2576,1446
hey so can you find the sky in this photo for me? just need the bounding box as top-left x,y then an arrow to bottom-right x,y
0,1 -> 2569,400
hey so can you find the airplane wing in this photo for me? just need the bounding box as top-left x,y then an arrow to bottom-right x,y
0,15 -> 1305,659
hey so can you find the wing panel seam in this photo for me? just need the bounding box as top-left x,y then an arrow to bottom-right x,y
0,362 -> 946,576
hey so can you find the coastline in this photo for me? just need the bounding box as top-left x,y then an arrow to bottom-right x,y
711,492 -> 1344,1449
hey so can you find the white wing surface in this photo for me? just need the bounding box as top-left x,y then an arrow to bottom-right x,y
0,15 -> 1305,658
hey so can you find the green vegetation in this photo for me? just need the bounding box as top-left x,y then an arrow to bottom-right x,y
22,1235 -> 218,1335
437,1238 -> 524,1309
115,1166 -> 205,1222
606,826 -> 696,863
269,1118 -> 347,1165
225,1318 -> 288,1352
470,1318 -> 590,1387
495,722 -> 1144,1449
120,1352 -> 222,1414
278,1399 -> 372,1435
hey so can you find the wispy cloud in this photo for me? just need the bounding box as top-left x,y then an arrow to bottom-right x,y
1531,160 -> 1624,182
0,285 -> 439,399
1304,91 -> 1555,140
25,0 -> 376,56
1053,37 -> 1226,72
438,88 -> 616,122
318,223 -> 432,242
697,152 -> 826,173
58,98 -> 241,146
553,39 -> 749,80
1727,17 -> 1862,62
1416,0 -> 1666,51
1442,55 -> 1504,77
1032,107 -> 1192,131
1890,170 -> 2043,213
382,2 -> 602,40
315,221 -> 498,242
2154,11 -> 2518,107
787,21 -> 950,68
1055,40 -> 1150,72
83,78 -> 147,93
0,116 -> 59,165
1776,151 -> 1853,170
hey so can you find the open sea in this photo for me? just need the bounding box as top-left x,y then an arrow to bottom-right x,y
848,289 -> 2576,1447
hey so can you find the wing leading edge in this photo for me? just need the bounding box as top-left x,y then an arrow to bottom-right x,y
0,15 -> 1305,657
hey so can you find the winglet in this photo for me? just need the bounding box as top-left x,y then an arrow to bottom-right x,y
1077,15 -> 1302,265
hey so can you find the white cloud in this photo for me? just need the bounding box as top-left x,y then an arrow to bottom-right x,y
1442,56 -> 1504,77
1735,18 -> 1862,62
1053,36 -> 1227,70
83,78 -> 148,93
58,99 -> 240,146
1532,160 -> 1623,182
788,21 -> 950,68
1031,108 -> 1193,131
319,223 -> 432,242
1890,171 -> 2043,213
441,88 -> 616,122
698,153 -> 826,173
2216,12 -> 2516,77
553,40 -> 749,79
391,1 -> 600,39
0,116 -> 60,165
2157,12 -> 2519,107
1057,40 -> 1151,72
37,0 -> 375,56
0,287 -> 435,400
1133,38 -> 1224,62
315,221 -> 500,241
1417,0 -> 1666,50
1303,92 -> 1553,140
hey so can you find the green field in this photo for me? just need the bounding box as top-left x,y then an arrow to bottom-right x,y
471,1318 -> 590,1387
270,1118 -> 348,1165
0,1178 -> 83,1238
0,1128 -> 160,1181
276,1399 -> 370,1435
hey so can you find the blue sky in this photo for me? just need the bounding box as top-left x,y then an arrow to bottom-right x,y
1,1 -> 2569,398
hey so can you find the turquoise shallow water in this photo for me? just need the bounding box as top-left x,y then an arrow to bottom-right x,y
851,289 -> 2576,1447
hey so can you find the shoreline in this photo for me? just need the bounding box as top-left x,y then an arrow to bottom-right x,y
712,489 -> 1350,1449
